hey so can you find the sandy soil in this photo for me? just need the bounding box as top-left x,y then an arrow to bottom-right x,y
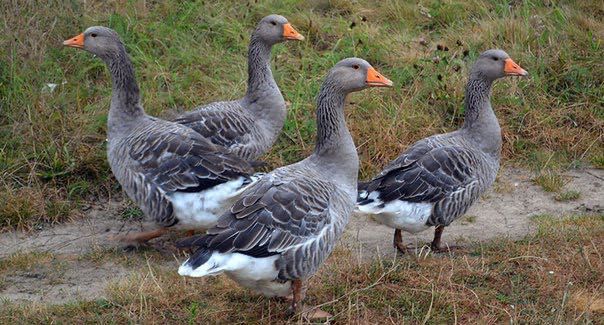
1,167 -> 602,304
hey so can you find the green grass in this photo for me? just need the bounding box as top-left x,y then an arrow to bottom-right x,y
461,215 -> 477,224
555,190 -> 582,202
119,203 -> 144,221
0,0 -> 602,229
533,170 -> 566,192
0,214 -> 602,323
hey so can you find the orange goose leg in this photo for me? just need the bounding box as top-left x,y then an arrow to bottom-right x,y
118,228 -> 168,244
393,229 -> 407,253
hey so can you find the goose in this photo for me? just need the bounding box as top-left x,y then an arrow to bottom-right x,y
173,14 -> 304,162
63,27 -> 261,244
357,49 -> 528,253
178,58 -> 393,315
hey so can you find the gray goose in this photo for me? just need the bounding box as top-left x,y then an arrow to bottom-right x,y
63,27 -> 259,243
178,58 -> 393,315
357,49 -> 527,253
173,14 -> 304,162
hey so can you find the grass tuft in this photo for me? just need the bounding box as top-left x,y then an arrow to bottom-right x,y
555,190 -> 582,202
533,171 -> 565,193
0,251 -> 55,274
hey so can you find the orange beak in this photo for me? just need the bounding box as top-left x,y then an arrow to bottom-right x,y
504,58 -> 528,76
283,23 -> 305,41
63,33 -> 85,49
366,67 -> 393,87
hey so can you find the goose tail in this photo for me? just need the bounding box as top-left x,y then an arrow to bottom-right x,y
178,247 -> 225,277
355,190 -> 384,214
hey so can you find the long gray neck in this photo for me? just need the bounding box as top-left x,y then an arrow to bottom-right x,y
311,79 -> 359,183
242,35 -> 286,139
244,35 -> 279,105
462,75 -> 502,156
101,44 -> 144,136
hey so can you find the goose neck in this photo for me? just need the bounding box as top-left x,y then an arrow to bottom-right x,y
462,75 -> 502,155
244,35 -> 277,102
102,44 -> 144,132
312,81 -> 358,175
462,76 -> 494,129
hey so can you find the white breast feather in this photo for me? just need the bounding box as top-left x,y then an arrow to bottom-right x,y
169,177 -> 250,229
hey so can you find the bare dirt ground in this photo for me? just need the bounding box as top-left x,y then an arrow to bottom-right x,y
1,167 -> 602,305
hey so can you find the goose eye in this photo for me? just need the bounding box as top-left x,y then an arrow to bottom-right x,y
492,56 -> 499,61
352,64 -> 360,70
91,33 -> 97,38
271,21 -> 277,26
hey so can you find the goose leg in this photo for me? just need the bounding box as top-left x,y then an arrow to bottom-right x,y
430,226 -> 463,253
393,229 -> 407,253
118,228 -> 168,245
287,279 -> 303,316
430,226 -> 457,253
287,280 -> 332,319
431,225 -> 444,252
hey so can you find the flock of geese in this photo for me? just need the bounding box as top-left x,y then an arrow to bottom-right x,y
62,14 -> 528,317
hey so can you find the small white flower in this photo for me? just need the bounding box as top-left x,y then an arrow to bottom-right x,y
42,83 -> 58,92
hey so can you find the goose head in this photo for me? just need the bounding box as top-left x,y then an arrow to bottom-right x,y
254,14 -> 304,44
471,49 -> 528,81
327,58 -> 393,93
63,26 -> 123,60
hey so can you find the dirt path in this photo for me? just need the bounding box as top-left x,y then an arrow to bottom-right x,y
1,167 -> 602,304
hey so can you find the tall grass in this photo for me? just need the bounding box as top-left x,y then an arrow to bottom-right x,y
1,0 -> 602,230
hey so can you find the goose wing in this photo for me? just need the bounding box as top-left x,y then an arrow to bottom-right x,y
361,146 -> 479,204
180,171 -> 334,257
122,123 -> 254,227
130,125 -> 253,192
173,101 -> 254,151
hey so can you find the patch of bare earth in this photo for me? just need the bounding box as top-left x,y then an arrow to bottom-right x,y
0,167 -> 602,304
1,260 -> 131,304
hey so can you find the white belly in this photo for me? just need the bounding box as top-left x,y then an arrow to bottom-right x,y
169,177 -> 247,229
224,253 -> 290,297
178,251 -> 290,297
227,274 -> 291,297
366,200 -> 433,233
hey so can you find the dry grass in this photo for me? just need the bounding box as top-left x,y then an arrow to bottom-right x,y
0,0 -> 602,230
0,214 -> 602,323
0,251 -> 55,274
0,186 -> 74,230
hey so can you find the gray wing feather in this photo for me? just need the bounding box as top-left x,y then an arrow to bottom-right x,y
363,146 -> 483,226
116,122 -> 254,227
173,101 -> 257,158
184,171 -> 339,280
